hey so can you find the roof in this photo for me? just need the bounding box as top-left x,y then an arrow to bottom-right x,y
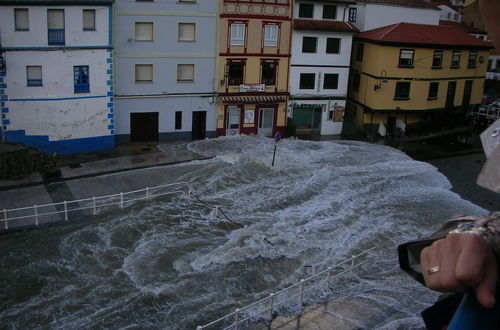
356,22 -> 492,49
357,0 -> 439,10
294,19 -> 359,33
429,0 -> 461,11
0,0 -> 113,4
439,20 -> 487,34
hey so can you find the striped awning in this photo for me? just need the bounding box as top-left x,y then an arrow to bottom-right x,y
220,95 -> 287,103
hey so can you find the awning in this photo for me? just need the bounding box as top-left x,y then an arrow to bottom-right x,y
219,95 -> 287,103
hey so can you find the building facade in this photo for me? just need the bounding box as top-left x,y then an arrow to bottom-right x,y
352,0 -> 440,32
289,0 -> 358,138
113,0 -> 217,143
346,23 -> 491,137
216,0 -> 292,138
0,0 -> 114,154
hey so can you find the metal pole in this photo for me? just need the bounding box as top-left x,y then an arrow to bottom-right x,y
92,197 -> 97,215
146,187 -> 149,199
268,293 -> 275,321
64,201 -> 68,221
299,279 -> 305,306
3,209 -> 7,230
272,144 -> 277,167
234,308 -> 240,330
34,204 -> 39,226
120,193 -> 124,209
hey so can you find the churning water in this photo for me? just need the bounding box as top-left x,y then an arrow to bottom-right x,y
0,136 -> 487,329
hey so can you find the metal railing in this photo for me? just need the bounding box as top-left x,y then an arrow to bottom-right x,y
0,182 -> 191,230
197,247 -> 376,330
48,29 -> 65,45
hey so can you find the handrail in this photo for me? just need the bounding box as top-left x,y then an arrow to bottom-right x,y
0,182 -> 192,230
198,247 -> 376,330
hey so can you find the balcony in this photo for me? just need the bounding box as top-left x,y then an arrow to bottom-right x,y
48,29 -> 65,45
74,83 -> 90,93
27,79 -> 42,86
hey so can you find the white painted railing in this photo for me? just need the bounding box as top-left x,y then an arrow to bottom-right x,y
0,182 -> 192,230
197,247 -> 376,330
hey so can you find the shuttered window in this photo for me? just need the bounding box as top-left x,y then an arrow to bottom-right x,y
15,9 -> 29,31
83,9 -> 95,31
135,22 -> 153,41
135,64 -> 153,83
264,25 -> 278,47
26,66 -> 42,86
178,23 -> 195,41
230,24 -> 245,46
177,64 -> 194,82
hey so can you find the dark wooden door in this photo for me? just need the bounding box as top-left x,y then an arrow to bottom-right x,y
130,112 -> 159,142
192,111 -> 206,140
446,81 -> 457,109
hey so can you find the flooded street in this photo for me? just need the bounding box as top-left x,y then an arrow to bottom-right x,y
0,136 -> 487,329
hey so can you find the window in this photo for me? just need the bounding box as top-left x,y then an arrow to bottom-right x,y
228,61 -> 244,85
230,23 -> 245,46
348,8 -> 357,22
323,5 -> 337,19
47,9 -> 65,45
302,37 -> 317,53
326,38 -> 340,54
264,25 -> 278,47
261,61 -> 277,85
135,64 -> 153,83
468,51 -> 477,68
14,9 -> 29,31
26,66 -> 42,86
356,43 -> 364,61
175,111 -> 182,130
428,82 -> 439,99
178,23 -> 195,41
323,74 -> 338,89
451,51 -> 461,68
74,66 -> 89,93
83,9 -> 95,31
432,50 -> 443,68
399,49 -> 414,67
177,64 -> 194,82
352,72 -> 360,92
394,82 -> 411,100
298,3 -> 314,18
135,22 -> 153,41
299,73 -> 315,89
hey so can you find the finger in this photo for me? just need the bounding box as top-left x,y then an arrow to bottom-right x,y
455,234 -> 489,287
437,235 -> 465,292
475,261 -> 497,309
421,241 -> 445,290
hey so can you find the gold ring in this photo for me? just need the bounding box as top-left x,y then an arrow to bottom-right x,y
427,265 -> 441,275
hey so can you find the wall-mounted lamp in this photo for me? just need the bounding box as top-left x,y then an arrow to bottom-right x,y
374,69 -> 388,91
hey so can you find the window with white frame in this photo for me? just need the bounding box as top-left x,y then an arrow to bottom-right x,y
135,22 -> 153,41
83,9 -> 95,31
135,64 -> 153,83
26,66 -> 42,86
178,23 -> 196,41
14,8 -> 29,31
230,23 -> 245,46
399,49 -> 414,67
177,64 -> 194,82
264,25 -> 278,47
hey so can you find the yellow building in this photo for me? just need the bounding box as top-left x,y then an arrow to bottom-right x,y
216,0 -> 292,137
346,22 -> 492,137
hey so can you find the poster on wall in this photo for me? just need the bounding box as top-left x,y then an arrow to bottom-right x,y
334,106 -> 345,122
244,109 -> 255,124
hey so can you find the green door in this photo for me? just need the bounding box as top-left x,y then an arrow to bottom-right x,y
445,81 -> 457,109
462,80 -> 473,109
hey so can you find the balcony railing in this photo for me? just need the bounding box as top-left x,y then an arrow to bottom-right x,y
27,79 -> 42,87
74,83 -> 90,93
48,29 -> 65,45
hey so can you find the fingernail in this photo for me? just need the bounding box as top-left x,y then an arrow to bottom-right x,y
490,295 -> 496,307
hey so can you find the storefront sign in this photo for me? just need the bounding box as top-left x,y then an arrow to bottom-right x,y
239,84 -> 265,92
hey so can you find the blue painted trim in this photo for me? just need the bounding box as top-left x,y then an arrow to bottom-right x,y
107,91 -> 113,96
107,125 -> 114,130
107,58 -> 112,64
5,130 -> 115,155
1,95 -> 7,101
108,4 -> 113,47
2,108 -> 8,113
0,83 -> 6,88
1,46 -> 113,51
2,119 -> 10,125
9,95 -> 107,102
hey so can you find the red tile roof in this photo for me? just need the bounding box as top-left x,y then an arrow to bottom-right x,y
356,22 -> 492,48
294,19 -> 359,33
439,20 -> 487,35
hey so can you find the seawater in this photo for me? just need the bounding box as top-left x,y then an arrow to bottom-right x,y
0,136 -> 486,329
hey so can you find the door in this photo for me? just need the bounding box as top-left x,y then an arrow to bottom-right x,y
445,81 -> 457,109
462,80 -> 473,109
258,108 -> 274,136
130,112 -> 159,142
192,111 -> 206,140
227,106 -> 241,135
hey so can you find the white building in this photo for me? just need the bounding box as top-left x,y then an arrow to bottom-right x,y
352,0 -> 440,32
113,0 -> 217,143
0,0 -> 114,154
289,0 -> 358,138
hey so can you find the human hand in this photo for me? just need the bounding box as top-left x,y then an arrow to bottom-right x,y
420,233 -> 498,309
